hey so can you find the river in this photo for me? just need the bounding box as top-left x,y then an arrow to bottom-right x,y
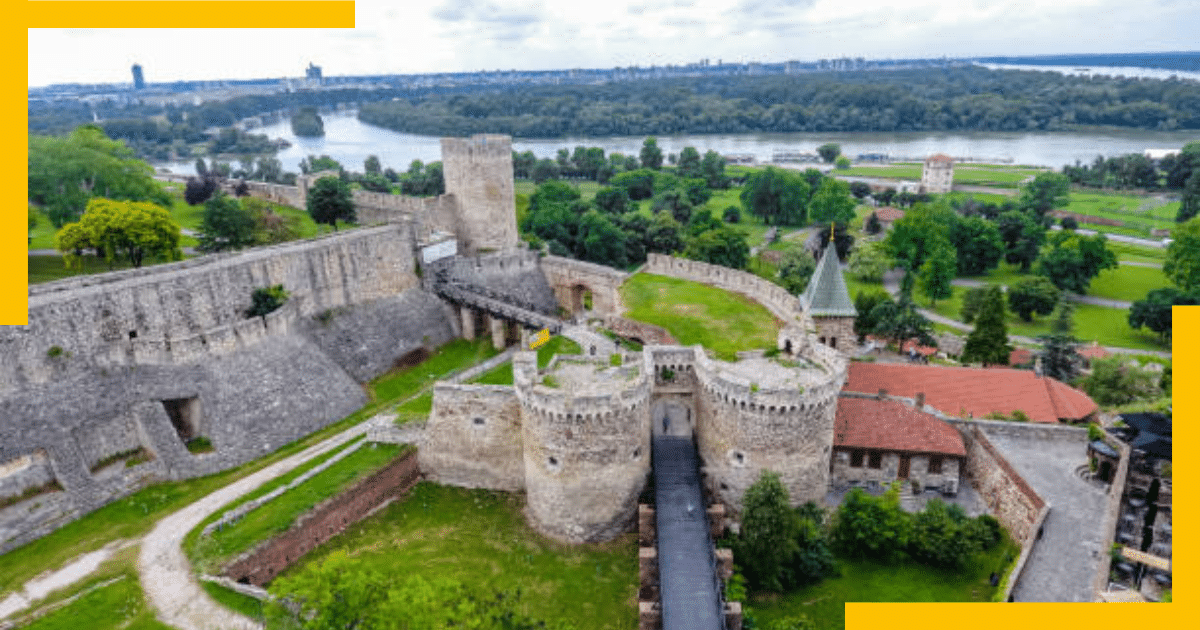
155,111 -> 1200,176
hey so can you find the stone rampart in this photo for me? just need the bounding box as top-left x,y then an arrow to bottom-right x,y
441,250 -> 559,316
956,423 -> 1046,544
420,384 -> 525,492
540,255 -> 628,318
607,317 -> 677,345
224,448 -> 421,586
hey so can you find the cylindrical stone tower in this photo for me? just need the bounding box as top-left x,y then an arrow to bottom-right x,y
514,352 -> 652,543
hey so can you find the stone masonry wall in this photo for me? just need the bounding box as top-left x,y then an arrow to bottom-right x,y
959,424 -> 1046,544
441,135 -> 518,253
540,256 -> 628,318
420,384 -> 525,492
830,451 -> 961,493
224,448 -> 421,587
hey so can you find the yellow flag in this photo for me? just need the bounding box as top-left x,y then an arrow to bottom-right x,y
530,329 -> 550,349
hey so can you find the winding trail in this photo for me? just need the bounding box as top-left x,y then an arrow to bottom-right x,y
137,417 -> 380,630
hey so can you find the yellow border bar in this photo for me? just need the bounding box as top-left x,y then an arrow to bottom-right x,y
26,2 -> 355,28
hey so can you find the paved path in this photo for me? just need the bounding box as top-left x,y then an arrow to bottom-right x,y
949,278 -> 1131,309
981,428 -> 1108,602
560,324 -> 618,357
880,269 -> 1171,359
0,540 -> 133,620
1119,260 -> 1162,269
138,420 -> 375,630
652,435 -> 723,630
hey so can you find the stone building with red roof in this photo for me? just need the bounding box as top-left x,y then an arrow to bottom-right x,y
831,395 -> 967,494
921,153 -> 954,193
864,206 -> 905,231
844,362 -> 1099,423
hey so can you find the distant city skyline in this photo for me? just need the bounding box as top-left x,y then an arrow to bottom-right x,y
27,0 -> 1200,88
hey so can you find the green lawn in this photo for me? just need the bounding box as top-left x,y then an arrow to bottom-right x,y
276,482 -> 637,630
19,570 -> 171,630
1059,191 -> 1178,236
368,338 -> 501,402
199,581 -> 264,622
467,336 -> 584,386
748,539 -> 1018,629
926,285 -> 1165,351
1108,241 -> 1166,264
188,443 -> 410,573
1089,265 -> 1170,302
621,273 -> 780,361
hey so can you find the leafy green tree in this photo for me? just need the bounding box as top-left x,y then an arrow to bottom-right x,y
684,226 -> 749,269
847,241 -> 891,282
266,550 -> 383,630
959,285 -> 987,324
850,181 -> 872,200
576,210 -> 628,268
996,210 -> 1045,272
1039,297 -> 1084,382
1035,231 -> 1118,294
853,290 -> 894,341
740,167 -> 810,226
918,244 -> 956,306
253,157 -> 284,183
949,216 -> 1004,275
870,294 -> 936,348
364,154 -> 382,175
723,205 -> 741,223
643,211 -> 685,255
243,197 -> 301,245
817,143 -> 841,163
700,150 -> 730,189
299,154 -> 342,174
306,176 -> 355,230
682,178 -> 713,207
530,180 -> 581,212
593,186 -> 630,215
184,176 -> 219,206
651,188 -> 694,224
55,197 -> 182,269
1079,356 -> 1159,406
29,125 -> 172,226
609,168 -> 656,200
1129,287 -> 1200,343
640,136 -> 663,170
1163,217 -> 1200,291
909,499 -> 979,570
531,158 -> 560,184
812,222 -> 855,261
735,471 -> 799,592
686,208 -> 723,237
835,155 -> 851,170
808,178 -> 856,225
290,107 -> 325,137
1175,170 -> 1200,223
197,192 -> 256,252
883,203 -> 955,272
194,157 -> 208,177
784,502 -> 836,589
521,201 -> 578,253
778,245 -> 817,295
864,212 -> 882,235
1007,276 -> 1061,322
677,146 -> 702,179
1019,172 -> 1071,218
831,485 -> 910,562
765,616 -> 817,630
961,286 -> 1010,366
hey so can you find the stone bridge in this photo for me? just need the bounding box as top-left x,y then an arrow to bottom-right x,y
427,258 -> 562,350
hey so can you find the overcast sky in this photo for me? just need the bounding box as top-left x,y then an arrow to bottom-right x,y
27,0 -> 1200,87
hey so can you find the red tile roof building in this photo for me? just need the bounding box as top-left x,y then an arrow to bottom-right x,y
844,362 -> 1098,423
831,396 -> 966,493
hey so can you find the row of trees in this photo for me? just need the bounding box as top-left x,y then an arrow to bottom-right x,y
358,67 -> 1200,138
513,139 -> 731,189
1128,214 -> 1200,342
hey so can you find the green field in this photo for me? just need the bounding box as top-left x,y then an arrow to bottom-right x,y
1059,191 -> 1178,236
187,443 -> 409,573
839,164 -> 1045,188
276,482 -> 637,630
621,273 -> 780,361
749,538 -> 1018,629
1089,265 -> 1170,302
20,572 -> 170,630
1107,241 -> 1166,264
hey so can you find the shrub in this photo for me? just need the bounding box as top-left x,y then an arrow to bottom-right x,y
186,436 -> 215,454
47,345 -> 64,358
831,484 -> 910,563
1087,423 -> 1105,441
723,205 -> 742,223
609,353 -> 622,367
245,285 -> 289,319
1010,410 -> 1030,422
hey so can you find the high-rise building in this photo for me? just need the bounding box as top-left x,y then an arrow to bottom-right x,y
131,63 -> 145,90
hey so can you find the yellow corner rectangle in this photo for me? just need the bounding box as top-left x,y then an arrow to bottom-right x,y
530,329 -> 550,349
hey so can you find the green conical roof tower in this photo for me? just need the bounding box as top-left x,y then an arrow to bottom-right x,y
800,236 -> 857,318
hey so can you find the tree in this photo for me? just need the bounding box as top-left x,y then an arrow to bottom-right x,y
847,241 -> 891,282
55,197 -> 182,269
1036,231 -> 1118,294
909,499 -> 979,570
531,158 -> 560,184
194,157 -> 208,178
1039,297 -> 1084,382
1176,169 -> 1200,223
1079,357 -> 1159,406
243,197 -> 301,245
870,294 -> 935,348
831,485 -> 910,562
640,136 -> 663,170
197,192 -> 256,252
686,208 -> 723,237
835,155 -> 851,170
817,143 -> 841,163
184,176 -> 219,206
530,180 -> 581,212
594,186 -> 630,215
811,222 -> 855,261
363,154 -> 382,175
575,210 -> 628,268
677,146 -> 702,179
299,154 -> 342,175
306,176 -> 355,230
29,125 -> 173,227
735,471 -> 799,592
1019,172 -> 1071,218
266,550 -> 384,630
961,286 -> 1011,366
609,168 -> 656,200
808,178 -> 856,225
864,212 -> 882,235
884,203 -> 955,272
959,285 -> 987,324
723,205 -> 741,223
1163,217 -> 1200,291
700,150 -> 730,189
645,211 -> 685,254
948,216 -> 1004,275
853,290 -> 894,341
778,245 -> 817,295
1007,276 -> 1061,322
651,188 -> 694,224
849,181 -> 872,200
917,243 -> 956,306
684,226 -> 749,269
740,167 -> 810,226
1129,287 -> 1200,343
996,210 -> 1045,272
